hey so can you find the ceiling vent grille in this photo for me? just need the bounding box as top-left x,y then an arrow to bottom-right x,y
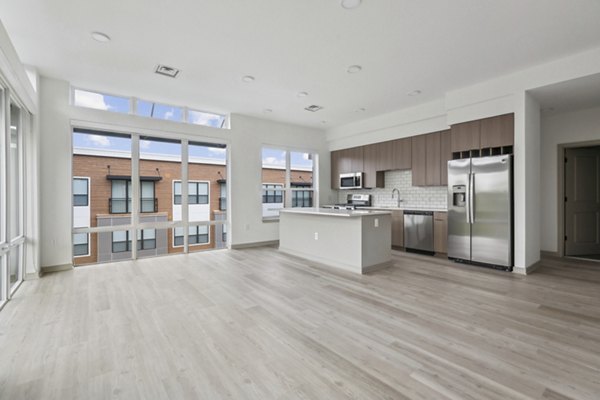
155,65 -> 180,78
304,105 -> 323,112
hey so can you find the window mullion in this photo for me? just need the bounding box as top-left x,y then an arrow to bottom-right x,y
285,151 -> 291,208
181,140 -> 189,253
131,135 -> 140,260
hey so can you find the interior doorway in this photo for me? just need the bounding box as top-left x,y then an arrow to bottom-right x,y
564,145 -> 600,259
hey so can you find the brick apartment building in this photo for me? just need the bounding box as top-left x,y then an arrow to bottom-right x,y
72,149 -> 313,265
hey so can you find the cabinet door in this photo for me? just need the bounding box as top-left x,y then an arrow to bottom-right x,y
391,210 -> 404,247
349,146 -> 364,172
451,120 -> 480,152
480,113 -> 514,148
425,132 -> 441,186
434,212 -> 448,253
331,150 -> 340,189
363,143 -> 382,188
411,135 -> 427,186
440,130 -> 452,186
338,148 -> 352,174
392,137 -> 412,170
376,141 -> 394,172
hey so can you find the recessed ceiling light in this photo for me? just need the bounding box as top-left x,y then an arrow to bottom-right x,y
407,90 -> 422,96
321,120 -> 327,124
91,32 -> 111,43
355,107 -> 366,113
297,91 -> 309,97
340,0 -> 362,9
242,75 -> 255,83
347,65 -> 362,74
155,65 -> 180,78
264,108 -> 273,113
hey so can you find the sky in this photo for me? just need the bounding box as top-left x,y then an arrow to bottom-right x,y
73,89 -> 226,128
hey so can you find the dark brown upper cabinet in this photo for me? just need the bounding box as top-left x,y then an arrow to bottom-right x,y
376,141 -> 394,172
363,143 -> 384,188
330,150 -> 340,189
451,120 -> 480,153
392,137 -> 412,170
480,113 -> 514,148
425,132 -> 441,186
411,134 -> 427,186
440,130 -> 452,186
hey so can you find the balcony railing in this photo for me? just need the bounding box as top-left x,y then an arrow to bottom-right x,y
109,198 -> 158,214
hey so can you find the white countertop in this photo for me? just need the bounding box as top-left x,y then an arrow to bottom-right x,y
358,206 -> 448,212
279,207 -> 392,218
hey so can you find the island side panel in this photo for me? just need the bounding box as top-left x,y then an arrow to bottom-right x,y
360,214 -> 392,272
279,212 -> 363,273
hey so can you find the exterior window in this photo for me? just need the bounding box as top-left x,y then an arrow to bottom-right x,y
188,109 -> 227,128
72,88 -> 227,129
73,89 -> 131,113
138,229 -> 156,250
73,178 -> 89,206
140,181 -> 156,212
222,224 -> 227,243
262,184 -> 284,203
73,233 -> 89,256
174,226 -> 209,246
110,180 -> 155,213
136,100 -> 183,122
173,181 -> 209,205
292,186 -> 313,208
112,230 -> 156,252
112,231 -> 131,253
219,182 -> 227,211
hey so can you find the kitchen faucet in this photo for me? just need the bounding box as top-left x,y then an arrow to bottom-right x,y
391,188 -> 403,208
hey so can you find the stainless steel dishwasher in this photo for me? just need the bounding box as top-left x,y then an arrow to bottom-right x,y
403,210 -> 434,254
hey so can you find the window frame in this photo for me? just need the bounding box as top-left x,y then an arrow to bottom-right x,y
110,179 -> 155,214
173,225 -> 210,248
261,147 -> 318,221
73,177 -> 90,207
73,233 -> 90,258
173,180 -> 209,205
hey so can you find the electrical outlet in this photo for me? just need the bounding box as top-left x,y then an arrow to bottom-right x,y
314,232 -> 318,240
374,218 -> 379,227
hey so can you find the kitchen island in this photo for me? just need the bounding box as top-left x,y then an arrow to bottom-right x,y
279,208 -> 392,274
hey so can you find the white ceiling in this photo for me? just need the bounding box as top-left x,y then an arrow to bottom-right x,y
2,0 -> 600,129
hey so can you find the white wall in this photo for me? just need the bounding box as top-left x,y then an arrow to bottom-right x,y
540,105 -> 600,253
38,76 -> 332,268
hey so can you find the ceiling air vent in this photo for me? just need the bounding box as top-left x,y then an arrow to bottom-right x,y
155,65 -> 180,78
304,105 -> 323,112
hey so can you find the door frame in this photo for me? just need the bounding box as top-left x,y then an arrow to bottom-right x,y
558,139 -> 600,257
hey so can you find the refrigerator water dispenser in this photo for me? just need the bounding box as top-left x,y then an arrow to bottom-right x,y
452,185 -> 466,207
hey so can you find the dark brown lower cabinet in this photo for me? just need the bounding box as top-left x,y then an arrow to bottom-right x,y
391,210 -> 404,248
434,212 -> 447,254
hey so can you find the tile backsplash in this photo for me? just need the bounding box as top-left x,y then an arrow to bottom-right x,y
337,170 -> 448,209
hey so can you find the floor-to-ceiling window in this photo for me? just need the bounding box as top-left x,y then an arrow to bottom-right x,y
72,129 -> 228,265
0,87 -> 30,309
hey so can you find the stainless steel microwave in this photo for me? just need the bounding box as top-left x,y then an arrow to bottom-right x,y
339,172 -> 363,189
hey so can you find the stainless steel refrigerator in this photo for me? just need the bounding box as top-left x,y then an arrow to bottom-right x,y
447,155 -> 513,270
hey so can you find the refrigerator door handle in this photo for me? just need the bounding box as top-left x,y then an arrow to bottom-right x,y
466,173 -> 471,224
470,173 -> 475,223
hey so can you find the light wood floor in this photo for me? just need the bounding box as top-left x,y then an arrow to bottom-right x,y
1,248 -> 599,400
